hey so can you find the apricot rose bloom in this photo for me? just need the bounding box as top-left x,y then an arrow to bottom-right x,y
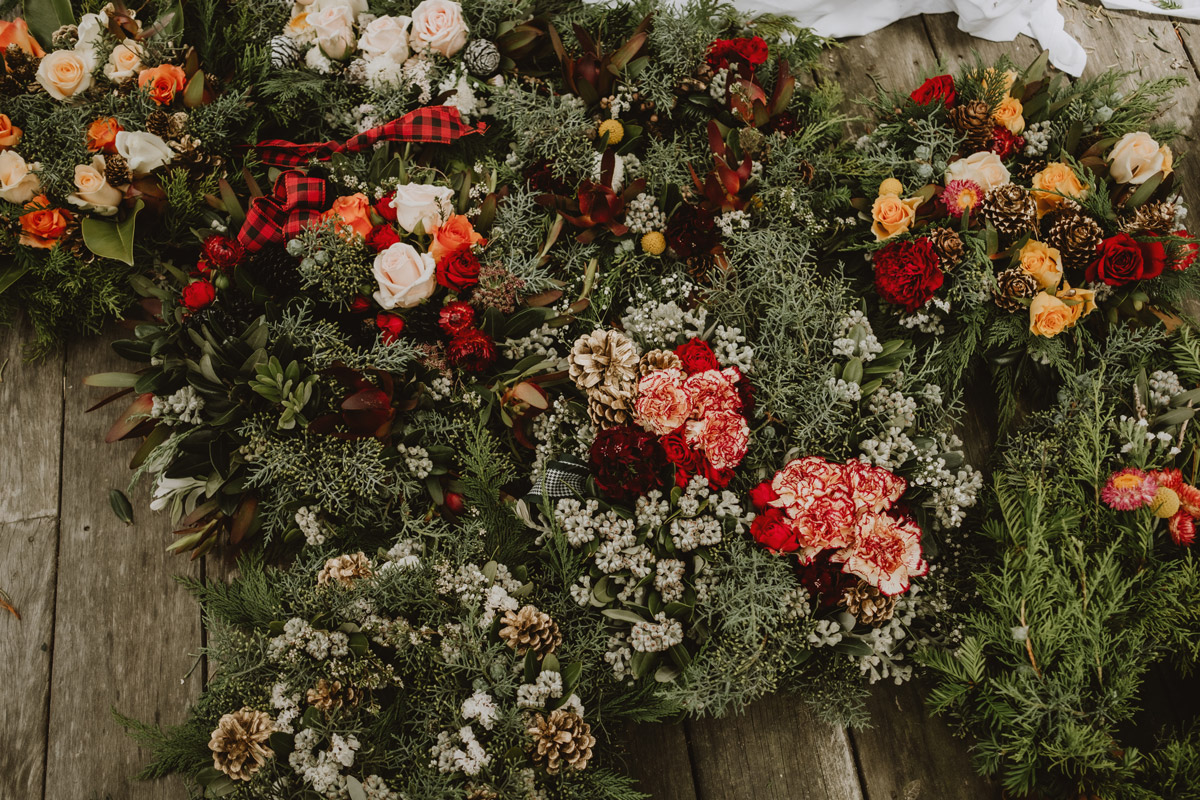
1028,292 -> 1074,337
138,64 -> 187,105
429,214 -> 484,262
1018,240 -> 1063,290
324,193 -> 374,239
0,114 -> 21,149
993,97 -> 1024,134
1030,162 -> 1088,217
870,194 -> 922,241
1056,281 -> 1097,326
19,196 -> 72,249
0,19 -> 45,57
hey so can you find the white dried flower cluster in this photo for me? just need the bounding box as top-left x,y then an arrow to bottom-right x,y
295,505 -> 327,546
783,587 -> 812,620
655,559 -> 687,603
717,209 -> 750,236
440,72 -> 484,120
362,774 -> 402,800
359,612 -> 418,649
832,310 -> 884,361
270,682 -> 303,734
620,295 -> 706,348
1149,369 -> 1184,409
378,539 -> 421,573
708,67 -> 729,101
426,374 -> 454,401
710,323 -> 755,371
898,296 -> 950,335
435,561 -> 523,629
290,729 -> 361,797
430,726 -> 490,776
669,514 -> 723,552
630,613 -> 684,653
517,670 -> 562,708
554,498 -> 634,547
267,618 -> 352,663
396,443 -> 433,479
530,396 -> 592,476
635,491 -> 670,529
625,192 -> 666,235
807,618 -> 844,648
605,633 -> 633,679
502,323 -> 567,365
461,691 -> 499,730
151,385 -> 204,425
1117,414 -> 1181,457
827,376 -> 863,403
1022,120 -> 1052,157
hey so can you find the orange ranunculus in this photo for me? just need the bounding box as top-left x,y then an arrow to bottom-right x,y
86,117 -> 123,153
429,214 -> 484,263
0,19 -> 45,59
19,195 -> 71,249
323,193 -> 374,239
137,64 -> 187,105
0,114 -> 21,149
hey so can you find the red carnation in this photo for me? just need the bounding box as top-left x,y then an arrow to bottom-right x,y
909,75 -> 956,107
201,234 -> 244,270
436,247 -> 482,292
797,551 -> 856,609
1170,231 -> 1198,271
873,238 -> 944,312
989,127 -> 1024,159
588,426 -> 668,502
752,506 -> 799,553
366,224 -> 401,253
667,204 -> 720,259
675,337 -> 720,374
749,481 -> 778,511
706,36 -> 769,72
181,279 -> 216,311
376,313 -> 404,344
447,328 -> 496,373
1086,232 -> 1166,286
438,301 -> 476,336
375,192 -> 397,223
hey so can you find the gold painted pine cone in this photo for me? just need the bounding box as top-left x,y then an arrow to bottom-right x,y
843,580 -> 897,626
993,268 -> 1039,313
981,184 -> 1037,238
639,349 -> 683,377
499,604 -> 562,658
925,227 -> 965,269
527,710 -> 596,774
1120,200 -> 1178,235
1043,208 -> 1104,272
567,329 -> 639,396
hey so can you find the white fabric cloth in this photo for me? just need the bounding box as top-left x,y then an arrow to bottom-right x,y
1101,1 -> 1200,20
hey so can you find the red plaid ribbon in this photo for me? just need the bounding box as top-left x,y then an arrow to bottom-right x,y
254,106 -> 486,168
237,171 -> 327,252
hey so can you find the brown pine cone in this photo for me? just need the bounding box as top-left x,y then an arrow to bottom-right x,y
306,679 -> 358,713
587,393 -> 633,430
208,708 -> 274,782
949,100 -> 994,151
981,184 -> 1037,239
4,45 -> 39,87
843,580 -> 897,626
925,227 -> 965,270
568,330 -> 639,397
1043,208 -> 1104,271
316,552 -> 373,588
1120,200 -> 1178,235
104,154 -> 133,187
993,268 -> 1039,312
638,349 -> 682,377
527,710 -> 596,774
499,605 -> 561,658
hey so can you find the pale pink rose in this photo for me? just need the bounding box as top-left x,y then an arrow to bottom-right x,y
0,150 -> 40,204
104,42 -> 143,82
410,0 -> 469,57
372,242 -> 436,309
36,49 -> 94,101
698,410 -> 749,470
309,4 -> 356,59
358,15 -> 411,63
390,182 -> 454,234
633,368 -> 691,436
945,151 -> 1010,192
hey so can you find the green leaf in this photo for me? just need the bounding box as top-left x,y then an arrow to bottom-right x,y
0,261 -> 29,297
109,489 -> 134,525
1123,172 -> 1164,209
81,200 -> 144,266
84,372 -> 140,388
602,608 -> 647,624
23,0 -> 74,49
345,776 -> 367,800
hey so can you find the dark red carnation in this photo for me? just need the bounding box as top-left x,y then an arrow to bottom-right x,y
350,295 -> 372,313
727,365 -> 755,414
751,506 -> 799,553
201,234 -> 244,270
366,224 -> 401,253
436,247 -> 482,292
675,338 -> 720,374
524,160 -> 573,195
438,301 -> 476,336
376,312 -> 404,344
588,426 -> 668,502
1170,231 -> 1198,272
749,481 -> 778,511
909,74 -> 956,107
447,328 -> 496,373
667,204 -> 720,259
1085,232 -> 1165,286
375,192 -> 397,223
797,551 -> 856,609
989,127 -> 1024,159
181,279 -> 216,311
873,238 -> 944,312
706,36 -> 769,72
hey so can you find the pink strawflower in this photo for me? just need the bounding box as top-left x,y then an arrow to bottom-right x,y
941,179 -> 983,218
1100,468 -> 1159,511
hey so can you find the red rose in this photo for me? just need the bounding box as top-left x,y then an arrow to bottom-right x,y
375,191 -> 397,223
181,279 -> 216,311
749,481 -> 778,511
703,460 -> 736,490
201,234 -> 244,270
447,328 -> 496,372
438,301 -> 476,336
675,337 -> 720,374
1085,232 -> 1165,286
751,507 -> 799,553
706,36 -> 769,72
661,429 -> 702,474
366,224 -> 401,253
350,295 -> 372,313
376,313 -> 404,344
1170,231 -> 1198,271
436,246 -> 482,292
909,74 -> 956,107
873,238 -> 944,312
989,127 -> 1024,159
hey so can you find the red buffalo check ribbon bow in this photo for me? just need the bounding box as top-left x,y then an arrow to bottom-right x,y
253,106 -> 487,168
237,170 -> 327,252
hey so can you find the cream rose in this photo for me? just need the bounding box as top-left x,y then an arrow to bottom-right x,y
390,183 -> 454,234
1018,240 -> 1063,291
310,0 -> 367,13
36,49 -> 94,101
372,242 -> 437,309
410,0 -> 468,58
1108,131 -> 1173,185
309,4 -> 356,59
104,42 -> 143,83
67,156 -> 123,215
115,131 -> 174,176
0,151 -> 40,204
358,15 -> 411,63
945,151 -> 1011,193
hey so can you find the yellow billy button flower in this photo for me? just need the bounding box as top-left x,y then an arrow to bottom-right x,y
878,177 -> 903,197
641,231 -> 666,256
598,119 -> 624,146
1151,486 -> 1181,519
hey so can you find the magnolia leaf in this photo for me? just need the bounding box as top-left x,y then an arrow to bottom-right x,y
24,0 -> 74,49
602,608 -> 647,624
1123,172 -> 1165,209
83,372 -> 140,388
345,776 -> 367,800
82,200 -> 143,266
0,261 -> 29,297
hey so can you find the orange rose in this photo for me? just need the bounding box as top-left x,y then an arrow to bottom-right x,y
1056,281 -> 1097,326
993,97 -> 1024,134
19,195 -> 71,250
0,19 -> 45,58
1030,162 -> 1088,218
86,117 -> 123,153
0,114 -> 21,149
429,214 -> 484,263
1018,240 -> 1063,290
1028,292 -> 1073,337
137,64 -> 187,105
324,193 -> 374,239
870,194 -> 922,242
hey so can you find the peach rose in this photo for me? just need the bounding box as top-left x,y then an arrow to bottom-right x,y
67,156 -> 124,215
105,42 -> 144,83
429,214 -> 484,262
390,182 -> 454,233
698,410 -> 750,471
19,195 -> 71,249
372,242 -> 437,309
1056,281 -> 1097,326
945,151 -> 1010,192
87,118 -> 123,153
870,194 -> 922,241
0,19 -> 45,58
1108,132 -> 1173,185
410,0 -> 469,58
0,114 -> 21,149
994,97 -> 1024,134
0,150 -> 40,204
1028,292 -> 1073,337
634,368 -> 692,436
138,64 -> 187,105
1030,162 -> 1088,218
324,193 -> 374,239
1018,240 -> 1063,290
36,50 -> 94,101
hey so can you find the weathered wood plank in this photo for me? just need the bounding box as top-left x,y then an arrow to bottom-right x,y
922,13 -> 1044,66
624,722 -> 699,800
0,319 -> 65,800
43,329 -> 202,800
685,698 -> 863,800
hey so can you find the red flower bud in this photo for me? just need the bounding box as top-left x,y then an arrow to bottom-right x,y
366,224 -> 402,253
375,192 -> 397,223
180,279 -> 216,311
444,491 -> 466,513
375,312 -> 405,344
350,295 -> 372,313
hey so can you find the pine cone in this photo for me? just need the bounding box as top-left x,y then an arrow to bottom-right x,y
797,159 -> 816,185
268,34 -> 303,69
1043,208 -> 1104,271
638,349 -> 682,377
306,679 -> 358,713
4,45 -> 39,87
247,246 -> 300,293
317,552 -> 373,588
208,708 -> 274,781
463,39 -> 501,78
993,267 -> 1039,312
466,785 -> 499,800
568,329 -> 639,399
1013,158 -> 1048,183
948,100 -> 993,152
169,112 -> 190,139
527,710 -> 596,774
146,109 -> 172,141
925,227 -> 965,270
104,154 -> 132,187
587,393 -> 633,429
843,580 -> 896,626
1120,200 -> 1178,235
499,605 -> 561,658
981,184 -> 1037,239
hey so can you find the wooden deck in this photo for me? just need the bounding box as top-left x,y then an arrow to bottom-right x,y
3,3 -> 1199,798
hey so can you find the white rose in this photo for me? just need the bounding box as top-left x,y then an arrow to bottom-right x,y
390,183 -> 454,234
1108,132 -> 1173,185
944,151 -> 1011,193
76,12 -> 108,51
410,0 -> 468,58
358,15 -> 411,63
115,131 -> 174,176
104,42 -> 143,83
311,0 -> 367,13
309,4 -> 356,59
0,151 -> 40,204
36,50 -> 94,101
67,156 -> 124,215
372,242 -> 437,309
